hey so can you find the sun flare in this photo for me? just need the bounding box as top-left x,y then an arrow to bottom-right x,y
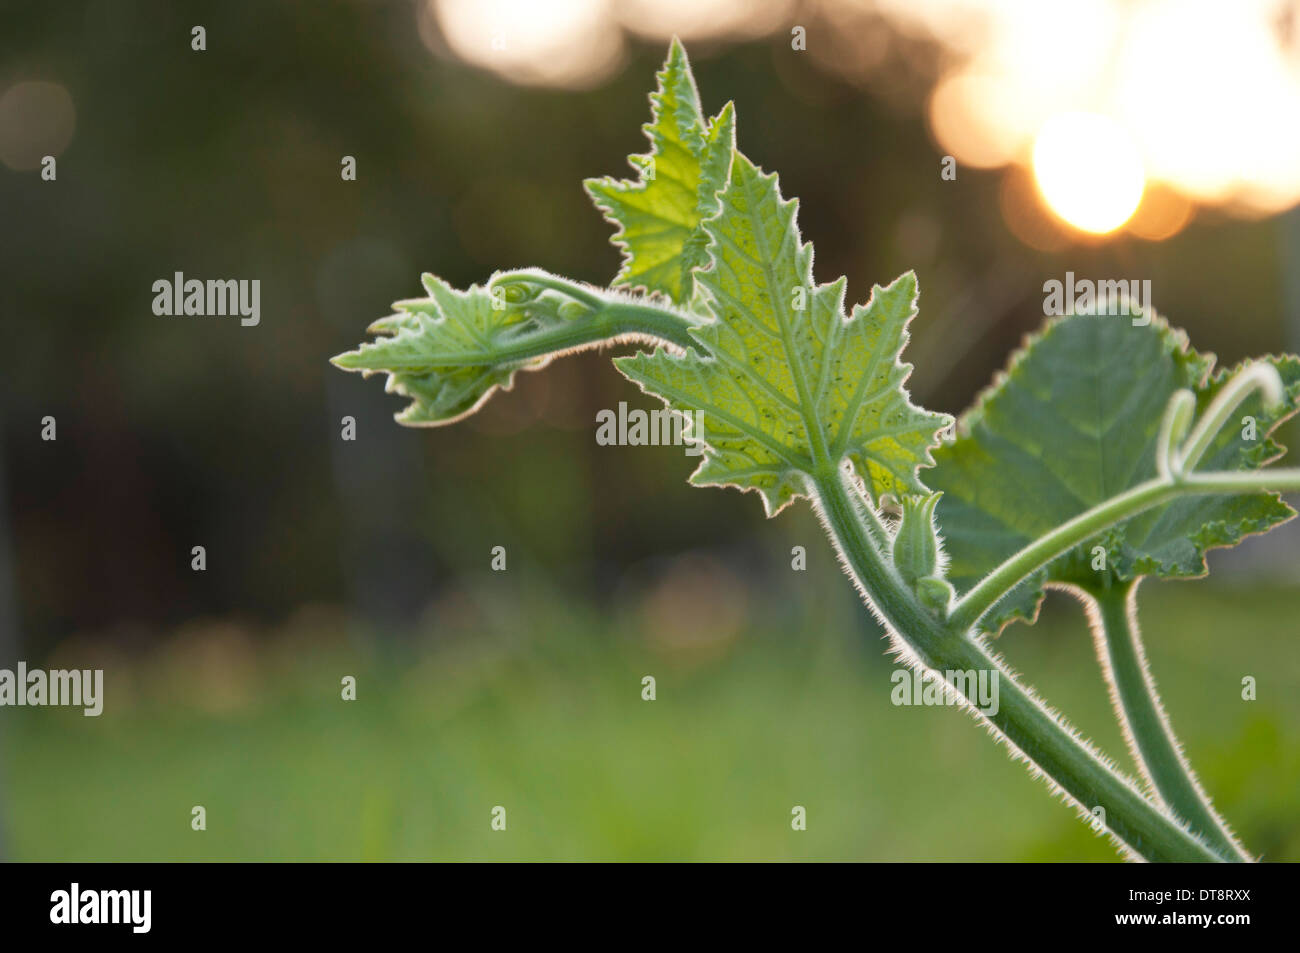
1032,112 -> 1146,234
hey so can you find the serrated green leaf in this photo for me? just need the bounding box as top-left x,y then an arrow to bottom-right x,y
928,311 -> 1300,633
584,38 -> 735,303
615,152 -> 951,516
331,273 -> 555,426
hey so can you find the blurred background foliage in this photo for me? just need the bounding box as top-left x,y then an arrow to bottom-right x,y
2,0 -> 1299,860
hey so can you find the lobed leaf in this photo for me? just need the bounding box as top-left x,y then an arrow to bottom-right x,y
616,151 -> 951,516
928,311 -> 1300,633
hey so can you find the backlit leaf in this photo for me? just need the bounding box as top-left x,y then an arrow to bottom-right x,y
928,311 -> 1300,633
616,152 -> 951,516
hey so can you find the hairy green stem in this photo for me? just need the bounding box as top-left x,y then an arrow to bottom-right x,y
812,468 -> 1227,862
405,310 -> 693,369
491,271 -> 699,353
1083,580 -> 1252,861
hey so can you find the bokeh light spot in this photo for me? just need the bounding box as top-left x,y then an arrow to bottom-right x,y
0,80 -> 76,171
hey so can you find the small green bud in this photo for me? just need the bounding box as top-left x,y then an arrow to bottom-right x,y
891,492 -> 944,587
558,300 -> 590,322
499,281 -> 541,304
915,575 -> 955,618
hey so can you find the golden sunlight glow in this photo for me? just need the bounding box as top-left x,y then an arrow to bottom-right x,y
430,0 -> 622,88
929,71 -> 1027,169
421,0 -> 1300,235
618,0 -> 794,41
1032,113 -> 1145,235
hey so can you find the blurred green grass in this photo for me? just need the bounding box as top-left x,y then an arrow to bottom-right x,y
6,579 -> 1298,861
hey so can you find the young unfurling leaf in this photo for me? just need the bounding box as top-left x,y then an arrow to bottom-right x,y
616,152 -> 951,515
329,275 -> 545,426
331,41 -> 730,426
330,271 -> 701,426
